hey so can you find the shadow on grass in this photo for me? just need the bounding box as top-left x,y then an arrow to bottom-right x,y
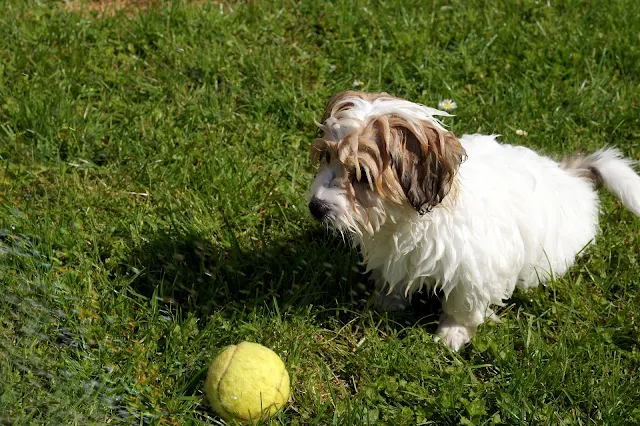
125,228 -> 441,332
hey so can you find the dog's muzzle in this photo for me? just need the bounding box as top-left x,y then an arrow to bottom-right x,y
309,197 -> 331,222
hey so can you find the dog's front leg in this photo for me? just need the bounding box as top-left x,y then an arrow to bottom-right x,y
434,313 -> 477,351
435,285 -> 491,351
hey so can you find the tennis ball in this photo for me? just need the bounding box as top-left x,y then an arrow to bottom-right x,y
204,341 -> 290,423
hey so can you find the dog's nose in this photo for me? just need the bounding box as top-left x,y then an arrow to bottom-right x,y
309,198 -> 331,221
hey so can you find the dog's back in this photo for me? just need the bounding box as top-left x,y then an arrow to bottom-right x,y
457,134 -> 602,290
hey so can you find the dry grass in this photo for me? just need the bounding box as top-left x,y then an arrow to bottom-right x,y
64,0 -> 157,16
63,0 -> 211,17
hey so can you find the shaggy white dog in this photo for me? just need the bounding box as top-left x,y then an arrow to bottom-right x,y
308,91 -> 640,351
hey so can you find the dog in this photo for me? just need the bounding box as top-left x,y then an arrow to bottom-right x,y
307,90 -> 640,351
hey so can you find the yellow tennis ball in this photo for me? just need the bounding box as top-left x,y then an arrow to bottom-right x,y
204,341 -> 290,424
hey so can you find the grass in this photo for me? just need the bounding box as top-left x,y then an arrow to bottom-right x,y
1,0 -> 639,424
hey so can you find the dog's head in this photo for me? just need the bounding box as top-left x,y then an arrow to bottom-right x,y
308,91 -> 466,235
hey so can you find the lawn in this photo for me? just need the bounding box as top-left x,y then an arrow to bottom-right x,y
1,0 -> 639,424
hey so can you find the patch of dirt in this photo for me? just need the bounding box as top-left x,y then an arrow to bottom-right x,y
64,0 -> 156,17
63,0 -> 212,17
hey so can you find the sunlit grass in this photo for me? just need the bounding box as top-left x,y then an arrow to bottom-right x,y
1,0 -> 639,424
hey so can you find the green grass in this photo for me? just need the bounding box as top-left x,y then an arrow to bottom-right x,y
1,0 -> 639,424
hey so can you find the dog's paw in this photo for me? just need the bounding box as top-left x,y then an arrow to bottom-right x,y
374,290 -> 409,312
435,314 -> 475,351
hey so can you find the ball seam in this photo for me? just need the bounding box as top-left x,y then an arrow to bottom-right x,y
216,345 -> 239,421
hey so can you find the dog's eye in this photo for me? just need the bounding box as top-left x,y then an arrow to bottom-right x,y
323,151 -> 331,164
355,166 -> 373,185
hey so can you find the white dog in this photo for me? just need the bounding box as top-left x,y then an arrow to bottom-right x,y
308,91 -> 640,351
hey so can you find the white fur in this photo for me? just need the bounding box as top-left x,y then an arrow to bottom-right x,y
359,135 -> 601,349
317,97 -> 451,142
591,148 -> 640,216
309,98 -> 640,351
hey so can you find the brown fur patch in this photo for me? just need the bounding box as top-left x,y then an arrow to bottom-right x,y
312,91 -> 466,215
385,116 -> 466,213
322,90 -> 393,122
560,150 -> 603,186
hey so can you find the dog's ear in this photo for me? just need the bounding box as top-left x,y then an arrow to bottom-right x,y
386,117 -> 466,214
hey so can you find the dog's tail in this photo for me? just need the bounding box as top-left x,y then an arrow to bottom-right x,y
560,148 -> 640,216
